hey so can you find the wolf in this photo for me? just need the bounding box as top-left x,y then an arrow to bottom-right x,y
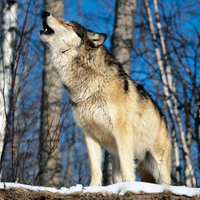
39,11 -> 171,186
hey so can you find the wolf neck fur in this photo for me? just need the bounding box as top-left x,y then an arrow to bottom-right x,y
51,46 -> 115,104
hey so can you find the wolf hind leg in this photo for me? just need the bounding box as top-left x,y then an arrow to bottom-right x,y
156,151 -> 171,185
139,150 -> 171,185
151,142 -> 171,185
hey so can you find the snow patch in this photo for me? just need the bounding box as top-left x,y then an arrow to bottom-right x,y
0,182 -> 200,197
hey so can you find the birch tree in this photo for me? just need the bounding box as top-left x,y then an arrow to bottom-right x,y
0,0 -> 17,181
103,0 -> 137,185
39,0 -> 63,187
111,0 -> 137,75
63,1 -> 82,186
142,0 -> 198,186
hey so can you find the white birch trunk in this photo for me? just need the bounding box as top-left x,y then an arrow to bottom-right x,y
39,0 -> 63,187
102,0 -> 137,185
144,0 -> 196,186
0,0 -> 17,181
152,0 -> 181,184
153,0 -> 195,187
111,0 -> 137,75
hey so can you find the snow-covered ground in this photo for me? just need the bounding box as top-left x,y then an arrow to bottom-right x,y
0,181 -> 200,197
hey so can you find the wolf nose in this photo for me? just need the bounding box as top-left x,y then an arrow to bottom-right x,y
42,11 -> 50,18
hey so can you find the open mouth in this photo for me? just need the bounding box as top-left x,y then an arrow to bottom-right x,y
40,19 -> 54,35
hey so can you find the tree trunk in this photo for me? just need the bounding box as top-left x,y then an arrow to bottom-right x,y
103,0 -> 137,186
111,0 -> 137,75
144,0 -> 196,187
152,0 -> 181,184
63,122 -> 76,187
0,0 -> 18,181
153,0 -> 195,187
78,0 -> 81,24
196,103 -> 200,169
39,0 -> 63,188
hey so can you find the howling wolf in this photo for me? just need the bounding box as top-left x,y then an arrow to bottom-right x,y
39,11 -> 171,186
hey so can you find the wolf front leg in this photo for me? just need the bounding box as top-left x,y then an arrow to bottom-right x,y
84,133 -> 102,186
114,125 -> 135,182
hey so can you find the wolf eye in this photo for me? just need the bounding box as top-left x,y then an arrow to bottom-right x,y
65,23 -> 73,27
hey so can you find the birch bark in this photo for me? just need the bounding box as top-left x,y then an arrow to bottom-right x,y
103,0 -> 137,185
0,0 -> 17,181
39,0 -> 63,187
144,0 -> 196,186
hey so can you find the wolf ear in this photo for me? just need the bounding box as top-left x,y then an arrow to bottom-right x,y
87,30 -> 107,48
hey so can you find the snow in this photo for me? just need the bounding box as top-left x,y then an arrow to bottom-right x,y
0,181 -> 200,197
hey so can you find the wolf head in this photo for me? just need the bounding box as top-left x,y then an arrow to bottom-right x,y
39,11 -> 107,53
